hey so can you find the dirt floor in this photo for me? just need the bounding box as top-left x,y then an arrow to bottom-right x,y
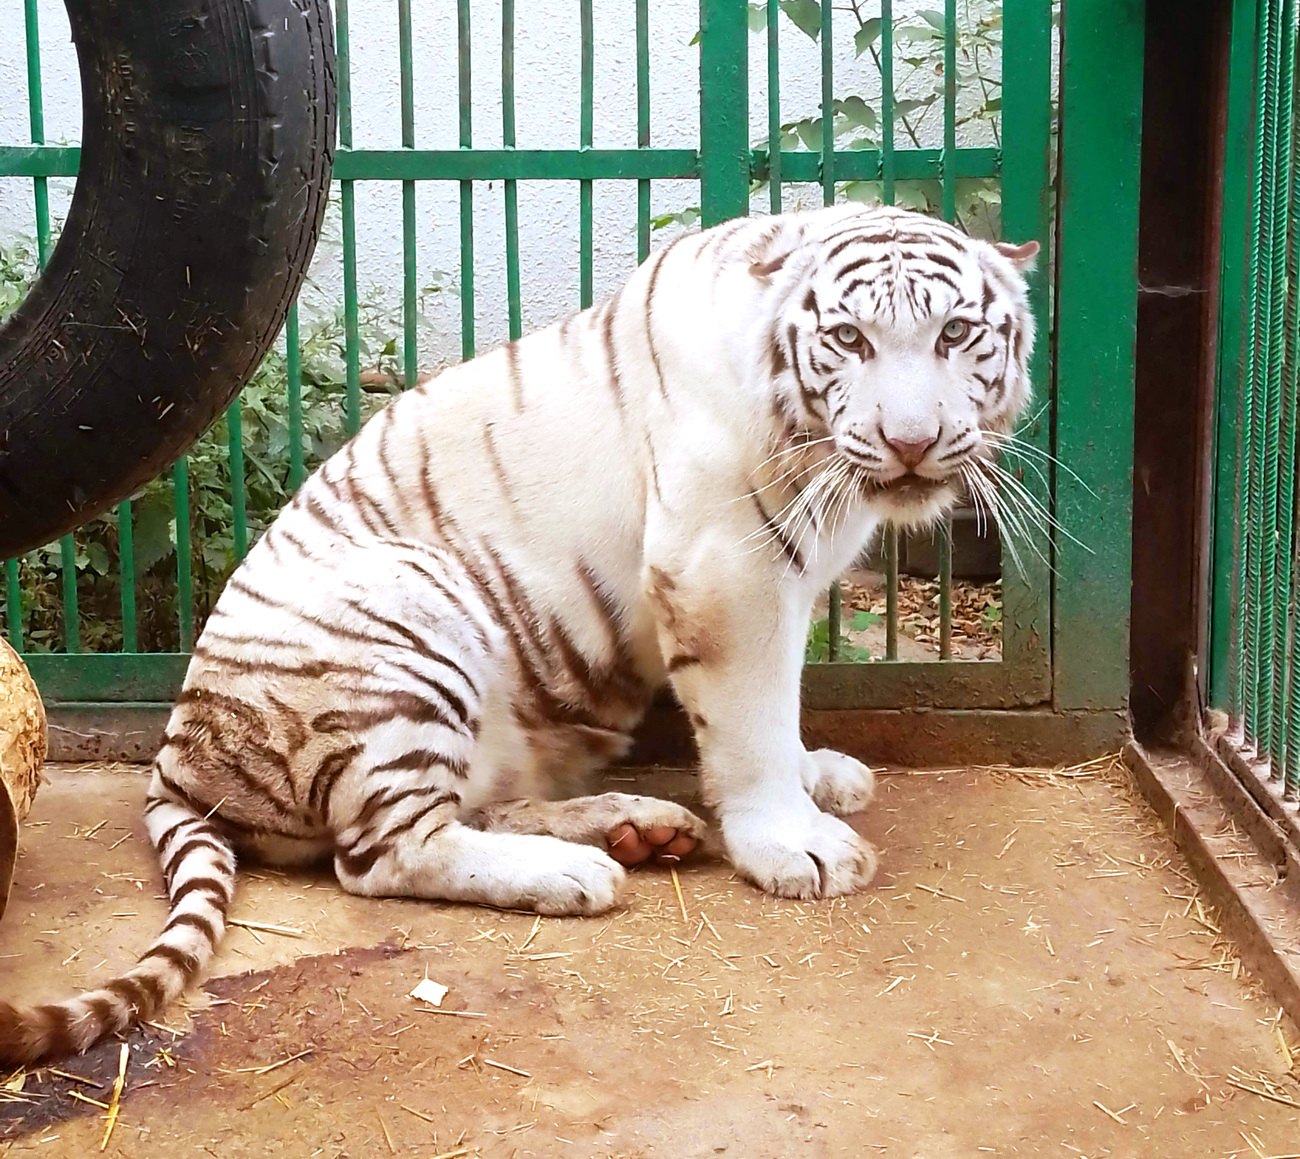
2,759 -> 1299,1158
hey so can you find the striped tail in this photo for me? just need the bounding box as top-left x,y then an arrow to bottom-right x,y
0,775 -> 235,1067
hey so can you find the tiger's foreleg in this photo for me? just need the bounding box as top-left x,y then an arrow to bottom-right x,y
331,783 -> 627,915
466,792 -> 707,866
644,544 -> 878,900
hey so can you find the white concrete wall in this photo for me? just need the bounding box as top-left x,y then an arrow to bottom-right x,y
0,0 -> 1009,373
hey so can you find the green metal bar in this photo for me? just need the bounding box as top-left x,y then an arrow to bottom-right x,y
399,0 -> 418,390
885,528 -> 899,660
935,0 -> 958,664
337,0 -> 361,434
173,459 -> 194,651
752,147 -> 998,184
23,653 -> 193,704
767,0 -> 781,214
698,0 -> 750,225
0,144 -> 78,176
1263,0 -> 1296,769
1247,0 -> 1278,744
827,584 -> 841,662
0,143 -> 1004,184
1052,0 -> 1145,712
820,0 -> 833,206
459,0 -> 475,360
24,0 -> 50,268
1240,0 -> 1271,726
998,0 -> 1053,693
502,0 -> 522,337
286,305 -> 305,491
117,500 -> 137,652
1209,0 -> 1263,713
1269,0 -> 1299,774
820,0 -> 837,642
25,0 -> 78,654
881,0 -> 894,204
636,0 -> 651,262
1257,0 -> 1286,754
59,537 -> 78,653
938,527 -> 952,660
580,0 -> 594,309
4,560 -> 21,651
227,402 -> 248,562
942,0 -> 956,222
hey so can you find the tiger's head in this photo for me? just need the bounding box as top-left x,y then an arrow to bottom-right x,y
754,205 -> 1038,530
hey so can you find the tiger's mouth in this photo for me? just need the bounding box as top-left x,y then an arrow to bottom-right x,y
860,472 -> 953,500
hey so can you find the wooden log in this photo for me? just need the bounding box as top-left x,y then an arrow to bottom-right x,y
0,637 -> 46,922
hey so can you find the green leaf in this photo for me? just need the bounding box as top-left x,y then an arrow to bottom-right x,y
688,29 -> 701,45
793,117 -> 823,153
779,0 -> 821,40
748,2 -> 767,32
854,18 -> 882,54
897,25 -> 941,43
918,9 -> 946,31
894,96 -> 937,120
834,96 -> 876,130
132,493 -> 177,573
650,208 -> 700,231
842,180 -> 881,204
850,610 -> 882,630
84,541 -> 110,577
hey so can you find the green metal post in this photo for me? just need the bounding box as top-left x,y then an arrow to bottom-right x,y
698,0 -> 749,225
25,0 -> 77,652
1000,0 -> 1053,692
338,0 -> 362,434
1245,0 -> 1277,742
881,0 -> 895,205
459,0 -> 476,359
503,0 -> 523,336
1257,0 -> 1287,755
767,0 -> 781,214
942,0 -> 957,222
287,305 -> 305,492
637,0 -> 651,261
580,0 -> 594,309
118,500 -> 137,652
1053,0 -> 1145,712
399,0 -> 418,390
885,528 -> 899,660
174,459 -> 194,650
1209,0 -> 1262,713
1266,0 -> 1297,773
820,0 -> 833,207
227,402 -> 248,562
5,561 -> 23,651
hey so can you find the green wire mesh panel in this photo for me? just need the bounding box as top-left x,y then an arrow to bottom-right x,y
1210,0 -> 1300,800
0,0 -> 1058,714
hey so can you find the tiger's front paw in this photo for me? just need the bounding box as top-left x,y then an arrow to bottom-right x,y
603,794 -> 709,867
722,800 -> 878,899
801,748 -> 877,816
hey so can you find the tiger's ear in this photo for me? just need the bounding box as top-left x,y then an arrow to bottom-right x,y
750,252 -> 792,280
994,240 -> 1040,271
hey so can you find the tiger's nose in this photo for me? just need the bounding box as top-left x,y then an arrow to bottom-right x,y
884,434 -> 937,468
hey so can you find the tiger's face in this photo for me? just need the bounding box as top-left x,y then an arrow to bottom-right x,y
764,207 -> 1037,528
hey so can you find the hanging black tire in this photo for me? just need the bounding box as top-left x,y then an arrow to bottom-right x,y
0,0 -> 336,558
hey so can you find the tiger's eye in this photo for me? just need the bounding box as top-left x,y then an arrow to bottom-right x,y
834,323 -> 863,347
941,318 -> 971,343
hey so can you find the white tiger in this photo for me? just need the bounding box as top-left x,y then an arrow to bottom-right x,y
0,204 -> 1037,1063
